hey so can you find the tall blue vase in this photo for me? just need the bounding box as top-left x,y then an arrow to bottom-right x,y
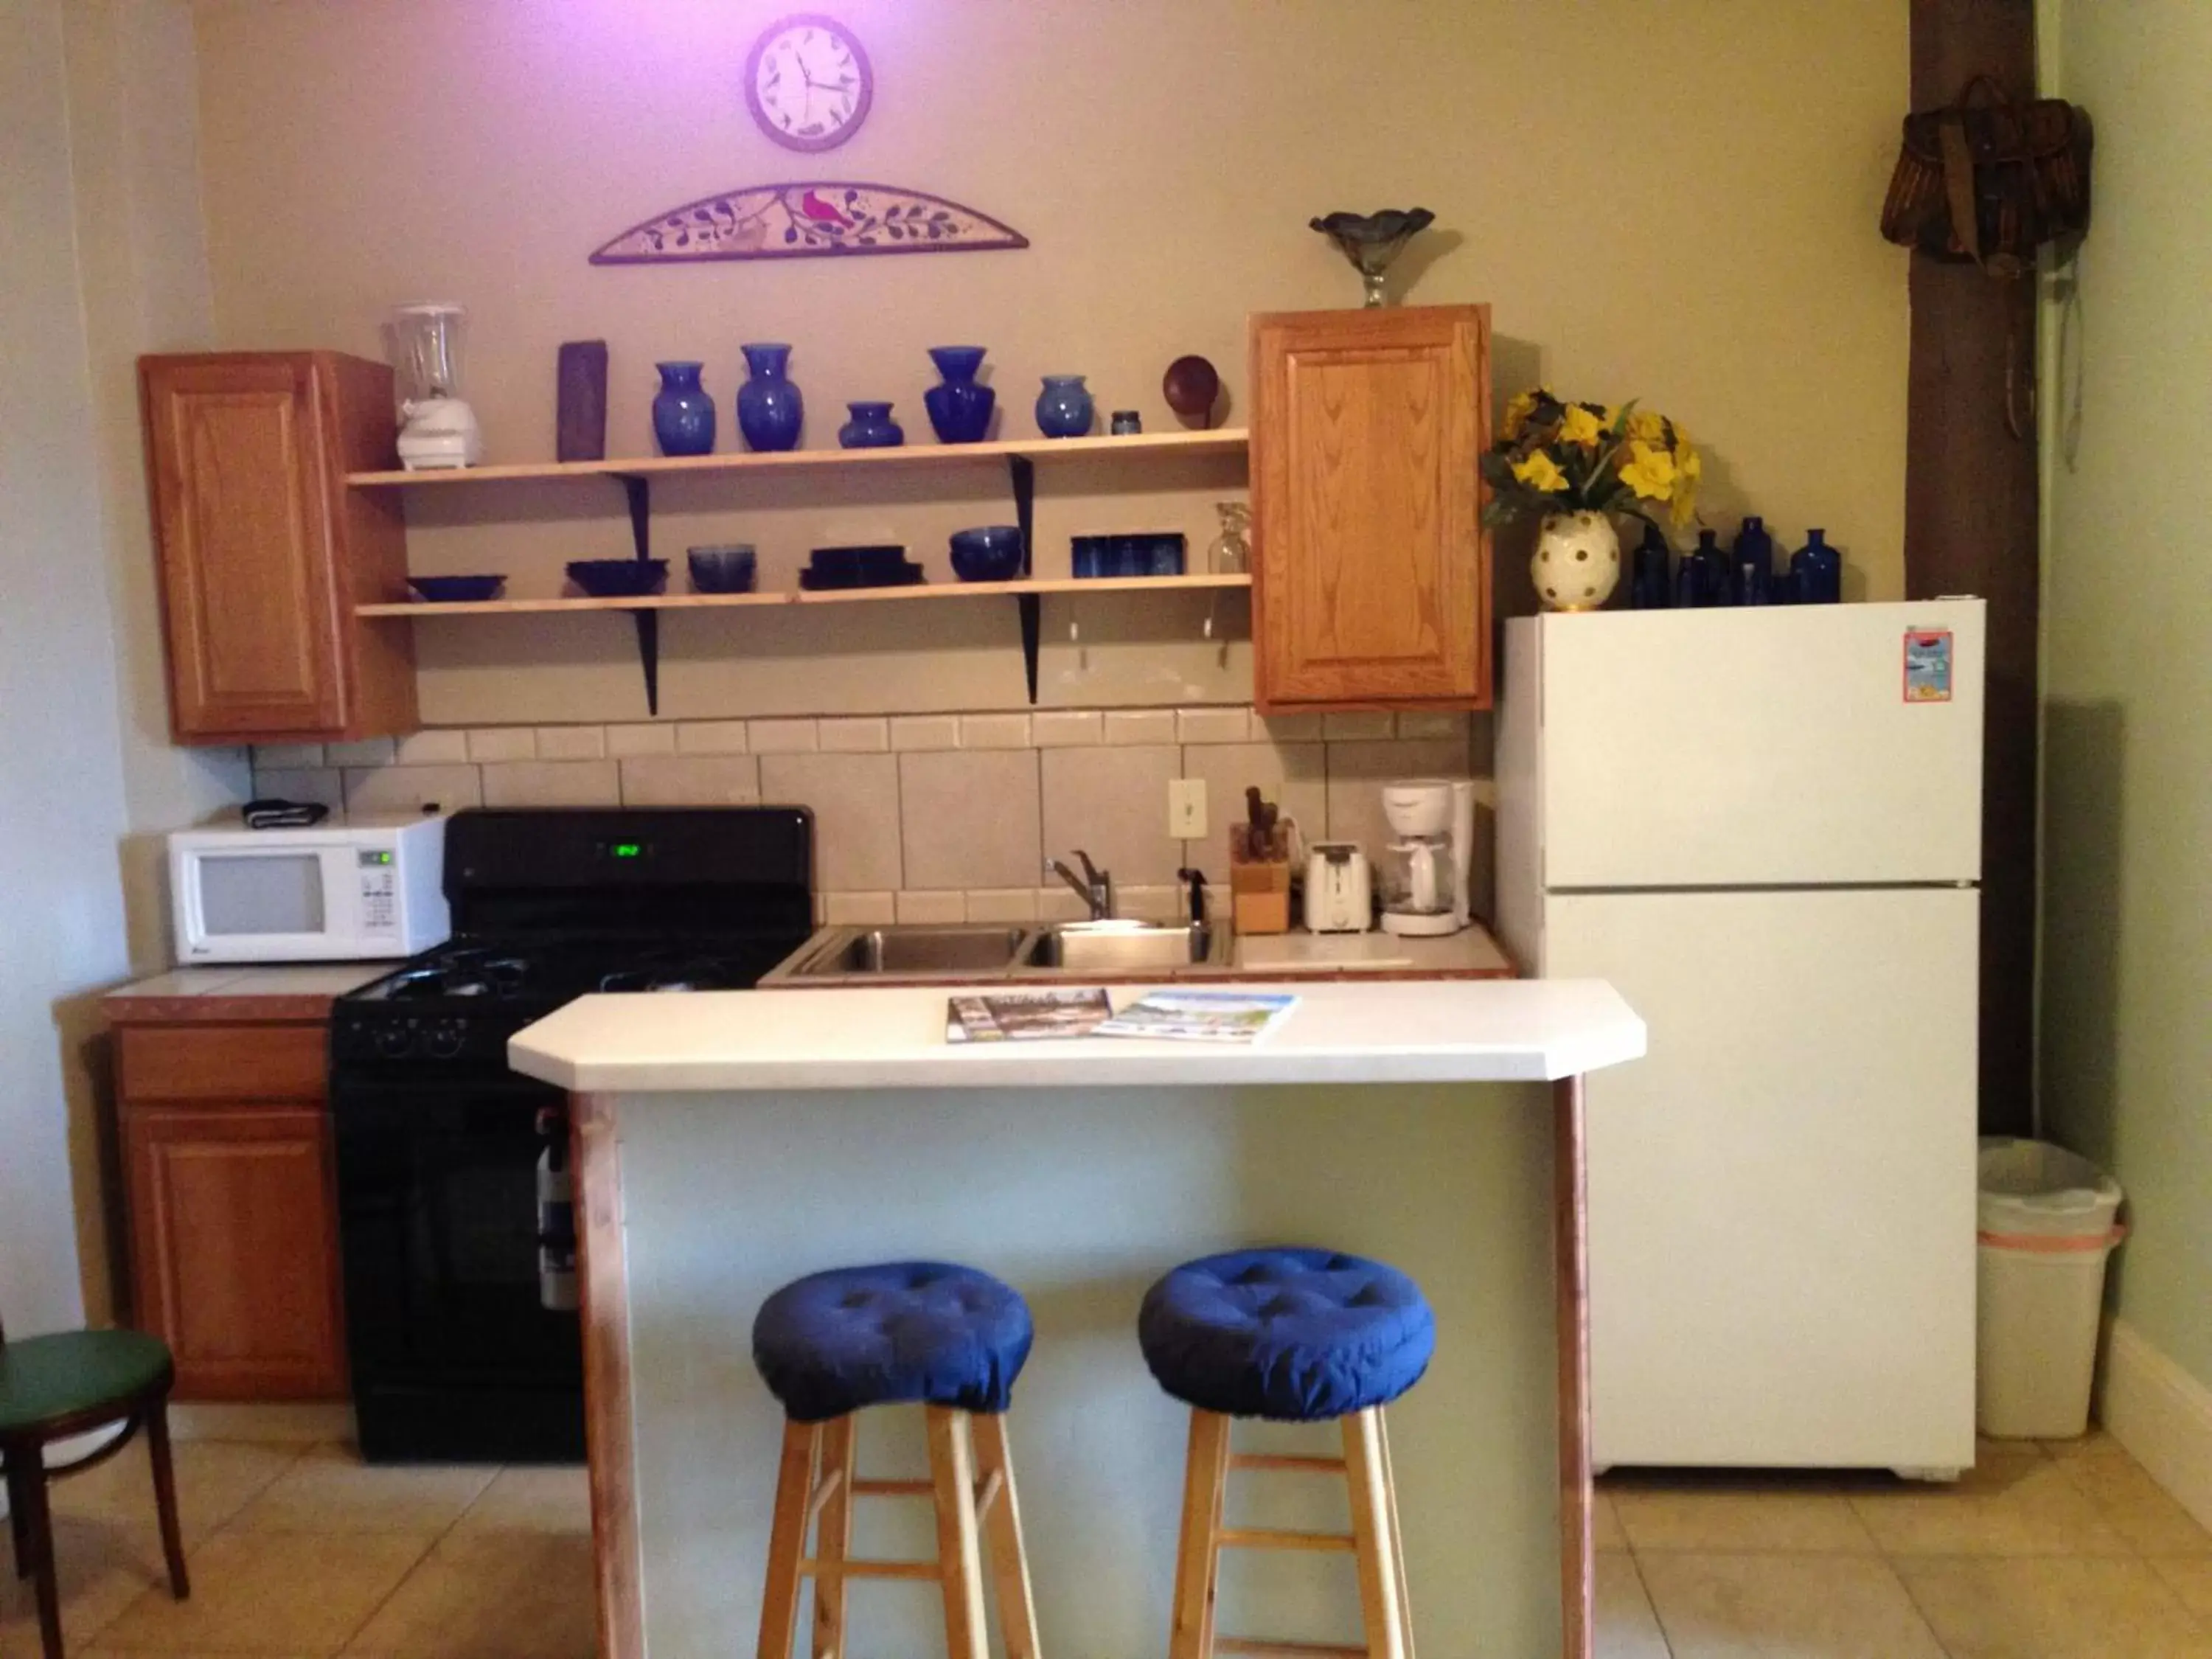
735,344 -> 804,453
652,361 -> 715,456
923,347 -> 995,444
1035,375 -> 1094,439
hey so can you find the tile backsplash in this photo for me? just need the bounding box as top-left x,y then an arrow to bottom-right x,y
253,706 -> 1493,925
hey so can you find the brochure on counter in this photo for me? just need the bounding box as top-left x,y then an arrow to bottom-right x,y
946,988 -> 1297,1045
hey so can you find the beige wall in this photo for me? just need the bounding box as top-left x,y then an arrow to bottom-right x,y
2039,0 -> 2212,1391
192,0 -> 1910,723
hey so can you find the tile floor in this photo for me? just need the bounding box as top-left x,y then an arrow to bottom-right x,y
4,1431 -> 2208,1657
1598,1433 -> 2212,1658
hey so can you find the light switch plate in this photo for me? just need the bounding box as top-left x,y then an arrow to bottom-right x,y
1168,778 -> 1208,841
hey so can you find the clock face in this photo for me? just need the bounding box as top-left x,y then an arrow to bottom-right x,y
745,15 -> 872,153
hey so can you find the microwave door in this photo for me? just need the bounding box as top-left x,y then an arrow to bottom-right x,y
181,845 -> 358,961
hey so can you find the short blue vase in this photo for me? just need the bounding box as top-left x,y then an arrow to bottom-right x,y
838,401 -> 905,449
1035,375 -> 1093,439
652,361 -> 715,456
735,344 -> 803,453
923,347 -> 995,444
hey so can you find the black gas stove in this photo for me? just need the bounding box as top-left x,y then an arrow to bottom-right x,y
330,807 -> 813,1464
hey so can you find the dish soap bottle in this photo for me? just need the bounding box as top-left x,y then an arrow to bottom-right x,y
1731,515 -> 1774,605
1790,527 -> 1842,604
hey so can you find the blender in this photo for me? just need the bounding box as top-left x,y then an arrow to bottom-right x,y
1377,778 -> 1475,937
391,302 -> 483,470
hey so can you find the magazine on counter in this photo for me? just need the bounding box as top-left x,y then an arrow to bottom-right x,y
1094,990 -> 1298,1044
945,988 -> 1114,1043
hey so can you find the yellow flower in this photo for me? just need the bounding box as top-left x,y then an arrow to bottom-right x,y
1669,445 -> 1703,527
1617,441 -> 1677,502
1512,451 -> 1569,493
1502,389 -> 1540,441
1625,409 -> 1668,445
1559,404 -> 1605,447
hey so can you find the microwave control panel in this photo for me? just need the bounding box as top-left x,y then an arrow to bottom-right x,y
358,848 -> 399,934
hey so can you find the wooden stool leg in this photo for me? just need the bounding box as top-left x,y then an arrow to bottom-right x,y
146,1402 -> 191,1599
4,1443 -> 30,1579
925,1405 -> 990,1659
14,1441 -> 64,1659
758,1419 -> 821,1659
1341,1409 -> 1408,1659
1375,1411 -> 1415,1659
1168,1409 -> 1232,1659
810,1417 -> 857,1659
967,1412 -> 1040,1659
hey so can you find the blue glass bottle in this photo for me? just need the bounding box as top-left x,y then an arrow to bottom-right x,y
1630,521 -> 1672,609
651,361 -> 716,456
1731,515 -> 1774,605
1677,529 -> 1725,606
735,344 -> 804,452
1790,527 -> 1843,604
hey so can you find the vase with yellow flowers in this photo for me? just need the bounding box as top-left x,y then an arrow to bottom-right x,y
1480,389 -> 1703,611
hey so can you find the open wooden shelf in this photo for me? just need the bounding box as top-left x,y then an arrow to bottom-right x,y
345,428 -> 1248,488
358,573 -> 1251,618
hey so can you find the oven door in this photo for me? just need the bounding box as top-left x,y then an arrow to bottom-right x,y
331,1062 -> 585,1461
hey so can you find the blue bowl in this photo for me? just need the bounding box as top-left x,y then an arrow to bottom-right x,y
950,526 -> 1024,582
567,558 -> 668,597
687,544 -> 757,594
409,574 -> 506,603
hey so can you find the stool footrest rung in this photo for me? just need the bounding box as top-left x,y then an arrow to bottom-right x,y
1217,1526 -> 1357,1554
799,1557 -> 942,1582
1228,1453 -> 1349,1474
1216,1640 -> 1368,1658
850,1478 -> 935,1497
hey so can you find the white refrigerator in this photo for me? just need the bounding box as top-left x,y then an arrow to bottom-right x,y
1497,599 -> 1984,1475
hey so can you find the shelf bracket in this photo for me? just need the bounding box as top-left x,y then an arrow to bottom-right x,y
1008,453 -> 1040,703
611,473 -> 659,714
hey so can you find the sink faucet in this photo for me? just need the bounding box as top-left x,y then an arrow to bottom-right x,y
1047,850 -> 1114,920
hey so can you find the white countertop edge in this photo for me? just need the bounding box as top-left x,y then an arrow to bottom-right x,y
507,979 -> 1646,1094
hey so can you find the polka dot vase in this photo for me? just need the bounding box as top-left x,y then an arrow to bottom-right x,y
1531,509 -> 1621,611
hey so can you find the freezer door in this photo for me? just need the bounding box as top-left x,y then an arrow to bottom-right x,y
1547,886 -> 1979,1471
1537,600 -> 1986,888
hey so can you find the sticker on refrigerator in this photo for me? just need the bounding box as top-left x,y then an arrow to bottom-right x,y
1903,629 -> 1954,703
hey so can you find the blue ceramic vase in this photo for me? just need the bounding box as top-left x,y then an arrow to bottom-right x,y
1790,528 -> 1843,604
735,344 -> 803,453
651,361 -> 715,456
837,401 -> 905,449
1035,375 -> 1094,439
923,347 -> 995,444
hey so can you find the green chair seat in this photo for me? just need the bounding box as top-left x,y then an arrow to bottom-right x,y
0,1329 -> 172,1435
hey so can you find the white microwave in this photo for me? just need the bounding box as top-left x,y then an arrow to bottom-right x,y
169,815 -> 451,964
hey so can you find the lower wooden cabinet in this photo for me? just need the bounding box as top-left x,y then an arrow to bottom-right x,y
114,1021 -> 347,1401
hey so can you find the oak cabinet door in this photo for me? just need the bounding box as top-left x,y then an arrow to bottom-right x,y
142,355 -> 347,740
123,1105 -> 348,1399
1250,306 -> 1489,710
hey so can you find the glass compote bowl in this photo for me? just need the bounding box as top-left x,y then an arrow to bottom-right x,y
1309,208 -> 1438,307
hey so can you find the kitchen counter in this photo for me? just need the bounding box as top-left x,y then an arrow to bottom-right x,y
102,962 -> 388,1022
515,979 -> 1643,1659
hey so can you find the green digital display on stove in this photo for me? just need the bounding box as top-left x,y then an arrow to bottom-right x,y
611,843 -> 643,859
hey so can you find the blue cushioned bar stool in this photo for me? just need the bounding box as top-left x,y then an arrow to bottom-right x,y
1140,1248 -> 1436,1659
752,1262 -> 1041,1659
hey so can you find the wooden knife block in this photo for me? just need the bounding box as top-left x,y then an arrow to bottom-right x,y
1229,853 -> 1291,935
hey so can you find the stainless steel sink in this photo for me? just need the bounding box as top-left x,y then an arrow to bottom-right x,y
1021,920 -> 1220,973
777,925 -> 1027,978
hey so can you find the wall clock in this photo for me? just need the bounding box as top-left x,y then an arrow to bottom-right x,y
745,14 -> 873,153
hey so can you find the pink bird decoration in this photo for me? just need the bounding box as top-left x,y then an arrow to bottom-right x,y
799,189 -> 853,229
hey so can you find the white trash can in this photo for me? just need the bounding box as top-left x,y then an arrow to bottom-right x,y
1977,1136 -> 2126,1440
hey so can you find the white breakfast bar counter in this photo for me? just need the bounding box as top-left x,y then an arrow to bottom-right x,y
510,979 -> 1646,1659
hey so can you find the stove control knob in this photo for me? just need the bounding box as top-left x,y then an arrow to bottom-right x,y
424,1022 -> 465,1059
375,1023 -> 416,1060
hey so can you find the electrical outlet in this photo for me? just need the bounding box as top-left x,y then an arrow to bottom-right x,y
1168,778 -> 1208,841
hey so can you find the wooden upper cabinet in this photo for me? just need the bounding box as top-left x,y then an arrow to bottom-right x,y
140,352 -> 417,744
1249,306 -> 1490,712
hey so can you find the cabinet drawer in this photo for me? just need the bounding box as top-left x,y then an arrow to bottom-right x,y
117,1023 -> 328,1103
